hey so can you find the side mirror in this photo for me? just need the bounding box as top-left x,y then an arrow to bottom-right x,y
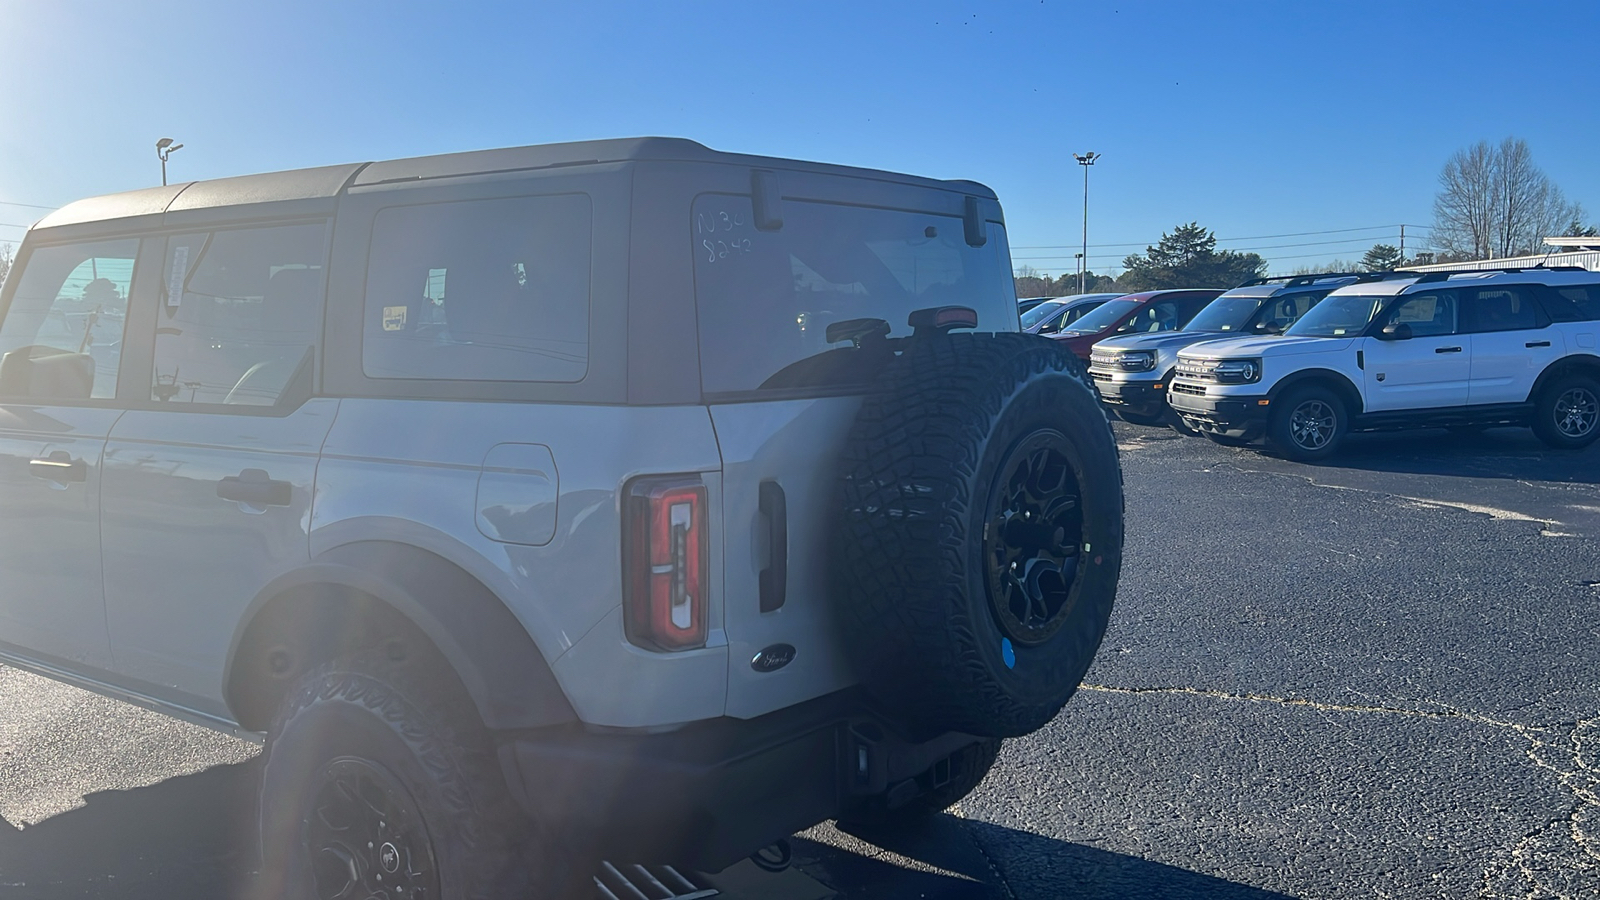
1379,322 -> 1413,341
1255,320 -> 1285,335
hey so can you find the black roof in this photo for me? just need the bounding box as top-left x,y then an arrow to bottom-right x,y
33,138 -> 996,232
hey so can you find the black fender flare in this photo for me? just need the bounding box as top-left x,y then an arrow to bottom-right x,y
1267,368 -> 1365,416
1527,354 -> 1600,403
224,541 -> 576,732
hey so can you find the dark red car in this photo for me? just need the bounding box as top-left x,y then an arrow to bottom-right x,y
1048,289 -> 1223,360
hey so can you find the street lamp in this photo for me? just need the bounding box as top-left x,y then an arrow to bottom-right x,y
1073,151 -> 1100,294
156,137 -> 184,186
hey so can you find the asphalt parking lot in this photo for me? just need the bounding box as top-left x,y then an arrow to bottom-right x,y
0,422 -> 1596,899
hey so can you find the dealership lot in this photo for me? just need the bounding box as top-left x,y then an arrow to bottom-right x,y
0,423 -> 1596,899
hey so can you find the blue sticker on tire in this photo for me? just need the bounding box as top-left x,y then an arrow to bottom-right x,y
1002,638 -> 1016,669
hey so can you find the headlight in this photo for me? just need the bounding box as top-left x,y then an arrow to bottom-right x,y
1213,359 -> 1262,384
1117,350 -> 1157,372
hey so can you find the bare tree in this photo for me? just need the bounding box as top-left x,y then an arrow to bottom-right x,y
0,243 -> 12,292
1432,138 -> 1586,259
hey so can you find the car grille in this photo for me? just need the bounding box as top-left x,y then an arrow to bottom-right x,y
1089,352 -> 1120,369
1089,370 -> 1113,382
1174,359 -> 1219,382
1170,381 -> 1207,396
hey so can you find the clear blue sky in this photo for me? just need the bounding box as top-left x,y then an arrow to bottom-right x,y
2,0 -> 1596,275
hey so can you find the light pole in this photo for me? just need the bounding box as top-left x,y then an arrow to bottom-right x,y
1074,253 -> 1085,290
1073,151 -> 1100,294
156,137 -> 184,186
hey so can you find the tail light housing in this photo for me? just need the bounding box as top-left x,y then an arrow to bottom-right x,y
623,477 -> 709,651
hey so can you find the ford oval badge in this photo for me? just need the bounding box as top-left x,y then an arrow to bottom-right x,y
751,644 -> 796,673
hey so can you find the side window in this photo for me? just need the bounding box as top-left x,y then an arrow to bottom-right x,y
1543,285 -> 1600,322
1175,297 -> 1210,327
362,194 -> 591,383
1462,287 -> 1544,333
1383,291 -> 1458,337
151,223 -> 327,406
0,238 -> 137,401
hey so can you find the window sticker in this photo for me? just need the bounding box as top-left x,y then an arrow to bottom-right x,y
167,246 -> 189,307
382,305 -> 408,331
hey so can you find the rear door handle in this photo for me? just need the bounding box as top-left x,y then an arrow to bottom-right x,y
29,451 -> 86,484
217,469 -> 292,506
1435,346 -> 1463,354
758,480 -> 788,613
1526,340 -> 1551,348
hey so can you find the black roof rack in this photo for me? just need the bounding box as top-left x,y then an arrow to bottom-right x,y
1232,271 -> 1398,290
1409,265 -> 1587,284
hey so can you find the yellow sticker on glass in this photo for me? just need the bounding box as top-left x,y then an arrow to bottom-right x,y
382,306 -> 407,332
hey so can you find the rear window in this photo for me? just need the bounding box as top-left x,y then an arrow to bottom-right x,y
691,196 -> 1015,394
362,194 -> 591,382
1544,285 -> 1600,322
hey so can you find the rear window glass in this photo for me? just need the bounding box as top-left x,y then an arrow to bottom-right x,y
362,194 -> 591,382
1544,285 -> 1600,322
691,196 -> 1015,394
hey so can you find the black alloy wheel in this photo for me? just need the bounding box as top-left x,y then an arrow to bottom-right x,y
305,757 -> 438,900
984,431 -> 1084,647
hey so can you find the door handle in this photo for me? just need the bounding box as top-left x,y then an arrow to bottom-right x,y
1435,346 -> 1463,353
758,480 -> 788,613
217,469 -> 292,506
1526,340 -> 1551,348
29,451 -> 86,484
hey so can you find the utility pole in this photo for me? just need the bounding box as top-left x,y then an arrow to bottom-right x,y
1073,152 -> 1100,294
1399,224 -> 1406,263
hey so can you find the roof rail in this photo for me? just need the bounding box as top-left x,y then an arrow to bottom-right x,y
1409,265 -> 1588,284
1232,271 -> 1371,290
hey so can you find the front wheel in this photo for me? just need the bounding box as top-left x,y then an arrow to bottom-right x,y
1533,375 -> 1600,449
1267,387 -> 1346,461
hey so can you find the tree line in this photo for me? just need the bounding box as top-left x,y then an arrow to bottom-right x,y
1018,137 -> 1593,297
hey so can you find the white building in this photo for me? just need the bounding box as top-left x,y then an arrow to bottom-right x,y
1407,237 -> 1600,273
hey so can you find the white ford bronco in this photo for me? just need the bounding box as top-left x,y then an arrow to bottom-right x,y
1168,267 -> 1600,459
0,139 -> 1123,897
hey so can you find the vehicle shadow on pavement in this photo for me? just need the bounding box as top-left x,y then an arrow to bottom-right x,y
1265,426 -> 1600,484
798,815 -> 1295,899
0,759 -> 262,899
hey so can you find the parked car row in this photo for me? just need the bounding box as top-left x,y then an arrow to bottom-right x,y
1068,267 -> 1600,460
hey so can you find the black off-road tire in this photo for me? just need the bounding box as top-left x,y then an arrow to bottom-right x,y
838,738 -> 1004,830
1532,374 -> 1600,449
258,653 -> 588,900
835,332 -> 1123,738
1267,385 -> 1347,462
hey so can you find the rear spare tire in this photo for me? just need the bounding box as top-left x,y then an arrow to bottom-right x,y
835,332 -> 1122,738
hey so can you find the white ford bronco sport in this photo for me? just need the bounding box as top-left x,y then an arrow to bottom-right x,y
1168,267 -> 1600,460
0,138 -> 1123,897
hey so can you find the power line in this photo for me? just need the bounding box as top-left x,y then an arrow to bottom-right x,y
0,200 -> 56,211
1013,223 -> 1430,251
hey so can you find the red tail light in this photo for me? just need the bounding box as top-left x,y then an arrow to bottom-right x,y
624,477 -> 708,651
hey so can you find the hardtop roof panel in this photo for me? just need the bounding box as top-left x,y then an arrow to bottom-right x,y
166,163 -> 367,212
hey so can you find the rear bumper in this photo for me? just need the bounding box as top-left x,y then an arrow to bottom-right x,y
497,690 -> 979,872
1168,388 -> 1271,438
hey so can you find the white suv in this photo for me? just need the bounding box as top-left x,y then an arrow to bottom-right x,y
1168,267 -> 1600,460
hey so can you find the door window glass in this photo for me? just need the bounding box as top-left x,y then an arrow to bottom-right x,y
362,194 -> 592,382
1383,292 -> 1458,337
1463,287 -> 1542,333
152,224 -> 327,406
0,238 -> 137,400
